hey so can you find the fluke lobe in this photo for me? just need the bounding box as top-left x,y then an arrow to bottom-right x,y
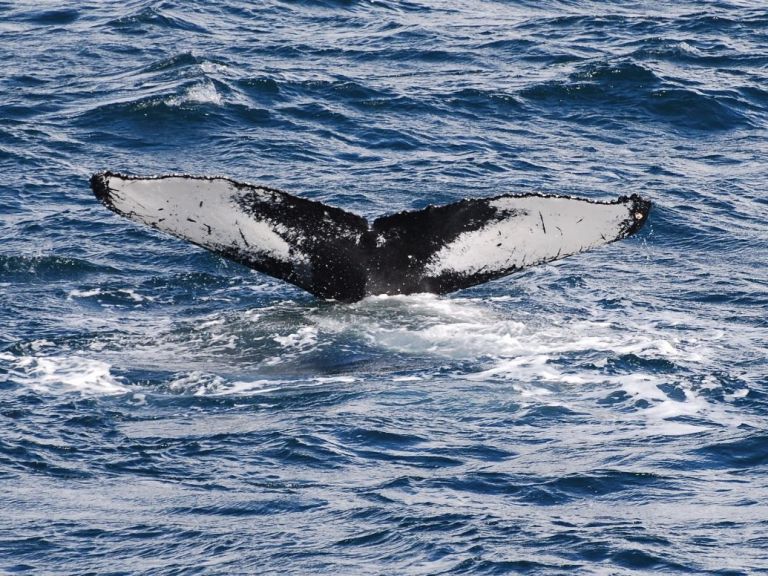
91,172 -> 650,302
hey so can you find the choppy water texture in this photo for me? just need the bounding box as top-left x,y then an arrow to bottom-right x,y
1,1 -> 767,574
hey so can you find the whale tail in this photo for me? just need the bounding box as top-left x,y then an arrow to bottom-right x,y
91,172 -> 650,302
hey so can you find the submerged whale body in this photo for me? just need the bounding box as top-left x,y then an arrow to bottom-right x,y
91,172 -> 650,302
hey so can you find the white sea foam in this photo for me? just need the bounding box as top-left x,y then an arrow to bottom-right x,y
272,326 -> 318,349
68,288 -> 102,299
166,82 -> 223,106
9,286 -> 744,430
200,61 -> 227,74
168,371 -> 226,395
4,354 -> 129,396
30,339 -> 55,352
166,369 -> 356,396
68,287 -> 154,303
307,293 -> 745,430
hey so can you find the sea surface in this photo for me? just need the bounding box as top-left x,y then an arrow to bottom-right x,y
1,1 -> 767,574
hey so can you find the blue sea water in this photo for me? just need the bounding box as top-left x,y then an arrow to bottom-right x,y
1,1 -> 767,573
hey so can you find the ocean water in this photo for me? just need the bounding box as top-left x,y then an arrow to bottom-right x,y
1,1 -> 767,574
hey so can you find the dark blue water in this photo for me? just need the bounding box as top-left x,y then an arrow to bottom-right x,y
2,1 -> 767,574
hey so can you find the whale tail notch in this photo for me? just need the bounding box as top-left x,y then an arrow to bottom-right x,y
91,172 -> 650,302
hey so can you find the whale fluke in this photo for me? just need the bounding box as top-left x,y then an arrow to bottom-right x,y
91,172 -> 650,302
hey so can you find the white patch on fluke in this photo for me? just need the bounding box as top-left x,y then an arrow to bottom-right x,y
426,196 -> 635,276
104,175 -> 307,264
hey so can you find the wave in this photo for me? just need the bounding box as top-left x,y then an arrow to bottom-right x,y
75,81 -> 239,135
164,82 -> 223,107
520,59 -> 754,131
0,255 -> 116,281
17,8 -> 80,26
106,6 -> 210,35
442,88 -> 525,118
677,10 -> 768,33
628,39 -> 768,69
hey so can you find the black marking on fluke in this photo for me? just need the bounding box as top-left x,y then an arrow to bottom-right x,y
91,172 -> 651,302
